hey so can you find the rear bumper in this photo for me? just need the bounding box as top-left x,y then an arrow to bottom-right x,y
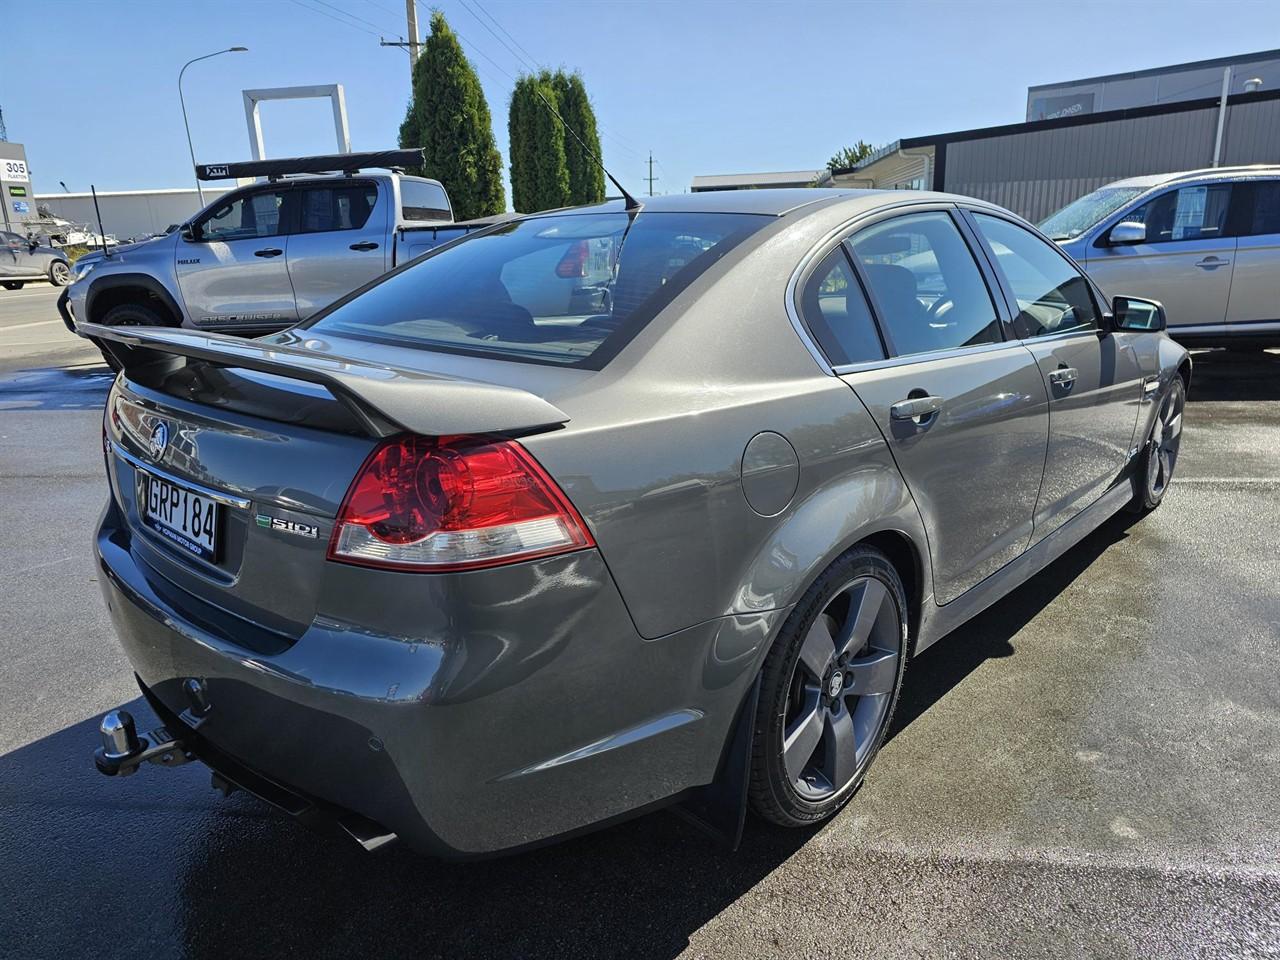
96,499 -> 780,857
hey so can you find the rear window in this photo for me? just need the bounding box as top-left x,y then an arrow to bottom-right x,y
304,211 -> 770,368
400,180 -> 452,221
298,183 -> 378,233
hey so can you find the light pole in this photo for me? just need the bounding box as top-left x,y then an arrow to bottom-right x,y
179,46 -> 248,205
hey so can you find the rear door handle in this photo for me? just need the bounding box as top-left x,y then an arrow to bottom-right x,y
1195,256 -> 1230,269
1048,366 -> 1078,386
890,395 -> 943,420
254,248 -> 283,258
349,241 -> 379,251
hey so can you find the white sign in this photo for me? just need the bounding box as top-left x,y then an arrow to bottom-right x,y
1,159 -> 29,183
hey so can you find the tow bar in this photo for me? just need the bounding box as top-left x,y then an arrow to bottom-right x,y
93,709 -> 193,777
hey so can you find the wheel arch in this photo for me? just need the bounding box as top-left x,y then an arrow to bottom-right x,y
734,453 -> 933,666
85,273 -> 184,326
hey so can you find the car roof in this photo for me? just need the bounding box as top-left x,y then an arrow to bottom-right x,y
528,187 -> 1002,219
1106,164 -> 1280,190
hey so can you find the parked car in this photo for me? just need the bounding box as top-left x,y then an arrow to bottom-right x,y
60,150 -> 459,335
0,230 -> 71,289
85,189 -> 1188,857
1041,164 -> 1280,348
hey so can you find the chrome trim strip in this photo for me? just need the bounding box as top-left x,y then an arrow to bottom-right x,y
831,338 -> 1024,376
110,441 -> 252,510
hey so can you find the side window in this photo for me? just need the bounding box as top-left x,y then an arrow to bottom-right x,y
972,213 -> 1099,339
199,190 -> 288,241
298,183 -> 378,233
847,211 -> 1002,358
798,248 -> 885,366
400,180 -> 451,221
1239,181 -> 1280,237
1123,184 -> 1232,243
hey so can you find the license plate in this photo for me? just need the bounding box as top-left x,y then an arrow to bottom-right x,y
136,471 -> 222,561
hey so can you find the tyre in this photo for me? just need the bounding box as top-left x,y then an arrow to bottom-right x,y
48,261 -> 72,287
749,545 -> 908,827
2,281 -> 24,290
100,302 -> 171,327
1128,374 -> 1186,513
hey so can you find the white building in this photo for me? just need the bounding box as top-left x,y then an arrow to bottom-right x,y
34,187 -> 230,243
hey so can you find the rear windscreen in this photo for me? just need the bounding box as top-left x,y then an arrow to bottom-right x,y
304,211 -> 771,368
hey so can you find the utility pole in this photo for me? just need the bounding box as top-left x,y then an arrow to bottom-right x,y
380,1 -> 421,86
0,106 -> 7,142
645,151 -> 658,197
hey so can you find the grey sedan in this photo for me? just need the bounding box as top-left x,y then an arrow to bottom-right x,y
84,188 -> 1188,857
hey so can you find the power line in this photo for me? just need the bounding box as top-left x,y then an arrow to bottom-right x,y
468,0 -> 541,72
308,0 -> 392,33
286,0 -> 381,37
456,0 -> 541,76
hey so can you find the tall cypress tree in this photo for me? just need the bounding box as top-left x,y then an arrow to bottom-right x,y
399,12 -> 505,220
508,72 -> 571,213
551,71 -> 605,206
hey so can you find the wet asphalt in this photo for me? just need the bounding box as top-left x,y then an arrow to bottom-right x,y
0,295 -> 1277,959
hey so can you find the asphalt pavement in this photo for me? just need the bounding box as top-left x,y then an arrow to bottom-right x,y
1,287 -> 1277,959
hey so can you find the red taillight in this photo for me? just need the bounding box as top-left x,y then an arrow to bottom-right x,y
328,435 -> 594,571
555,240 -> 589,278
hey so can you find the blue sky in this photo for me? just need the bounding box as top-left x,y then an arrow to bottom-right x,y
5,0 -> 1279,204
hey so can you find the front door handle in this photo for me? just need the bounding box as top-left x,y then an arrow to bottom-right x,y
1195,256 -> 1230,269
349,241 -> 379,251
1048,366 -> 1079,386
254,247 -> 283,258
890,395 -> 943,420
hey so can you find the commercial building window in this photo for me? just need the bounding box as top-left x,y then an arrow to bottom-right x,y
798,248 -> 885,366
848,211 -> 1002,358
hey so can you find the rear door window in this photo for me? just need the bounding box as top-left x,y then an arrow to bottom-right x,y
798,248 -> 885,365
305,211 -> 771,368
297,183 -> 378,233
847,211 -> 1002,358
1230,180 -> 1280,236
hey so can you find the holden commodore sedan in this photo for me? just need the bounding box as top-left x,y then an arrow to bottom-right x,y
85,189 -> 1187,857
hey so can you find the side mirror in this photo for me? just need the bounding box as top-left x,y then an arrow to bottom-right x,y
28,238 -> 39,251
1107,221 -> 1146,246
1112,295 -> 1165,332
180,223 -> 200,242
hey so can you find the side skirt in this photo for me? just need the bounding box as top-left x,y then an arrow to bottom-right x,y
916,477 -> 1134,653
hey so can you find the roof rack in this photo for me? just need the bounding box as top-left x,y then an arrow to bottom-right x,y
196,149 -> 425,182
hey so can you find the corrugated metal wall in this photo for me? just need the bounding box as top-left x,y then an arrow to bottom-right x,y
944,99 -> 1280,223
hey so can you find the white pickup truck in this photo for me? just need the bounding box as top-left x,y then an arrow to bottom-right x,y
61,150 -> 507,335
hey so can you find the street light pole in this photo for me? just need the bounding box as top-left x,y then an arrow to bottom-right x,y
179,46 -> 248,206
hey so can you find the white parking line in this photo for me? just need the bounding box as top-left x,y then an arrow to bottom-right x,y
0,319 -> 64,332
0,291 -> 59,302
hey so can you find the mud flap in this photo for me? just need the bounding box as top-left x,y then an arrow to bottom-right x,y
670,673 -> 760,850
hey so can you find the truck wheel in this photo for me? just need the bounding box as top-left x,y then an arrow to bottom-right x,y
49,261 -> 72,286
2,281 -> 24,290
101,303 -> 171,327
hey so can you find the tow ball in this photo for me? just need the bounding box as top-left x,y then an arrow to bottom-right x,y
93,709 -> 193,777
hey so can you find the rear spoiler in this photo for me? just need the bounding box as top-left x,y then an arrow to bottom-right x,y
80,323 -> 570,439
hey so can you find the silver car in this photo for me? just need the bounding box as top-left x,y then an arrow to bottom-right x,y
1043,165 -> 1280,348
86,189 -> 1188,857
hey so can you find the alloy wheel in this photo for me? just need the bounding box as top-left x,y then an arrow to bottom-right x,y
51,261 -> 70,285
1147,381 -> 1184,499
782,576 -> 902,801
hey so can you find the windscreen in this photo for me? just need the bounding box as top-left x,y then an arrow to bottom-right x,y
305,211 -> 771,368
1039,186 -> 1146,240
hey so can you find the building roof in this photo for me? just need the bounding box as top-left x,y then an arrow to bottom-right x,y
689,170 -> 824,191
1028,48 -> 1280,94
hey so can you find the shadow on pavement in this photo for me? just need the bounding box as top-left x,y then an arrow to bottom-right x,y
0,363 -> 114,411
0,513 -> 1147,960
1184,348 -> 1280,403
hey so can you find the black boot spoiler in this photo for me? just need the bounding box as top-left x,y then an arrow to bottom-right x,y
80,323 -> 570,439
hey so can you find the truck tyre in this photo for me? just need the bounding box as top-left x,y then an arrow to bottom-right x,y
49,261 -> 72,286
2,281 -> 24,290
101,302 -> 172,327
